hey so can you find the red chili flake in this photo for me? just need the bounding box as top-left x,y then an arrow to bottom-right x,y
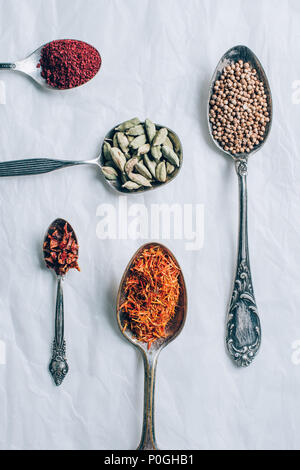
37,39 -> 101,89
43,220 -> 80,276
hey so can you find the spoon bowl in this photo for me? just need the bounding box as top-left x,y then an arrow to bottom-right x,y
207,45 -> 273,160
100,123 -> 183,194
116,242 -> 187,449
0,39 -> 101,90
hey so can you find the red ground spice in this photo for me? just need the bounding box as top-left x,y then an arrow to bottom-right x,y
38,39 -> 101,89
43,220 -> 80,276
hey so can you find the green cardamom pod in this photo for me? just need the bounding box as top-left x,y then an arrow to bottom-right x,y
144,155 -> 157,178
110,147 -> 126,172
129,172 -> 152,187
115,117 -> 141,132
153,128 -> 168,146
145,118 -> 156,143
126,124 -> 145,136
102,166 -> 118,180
156,161 -> 167,182
129,134 -> 147,150
135,161 -> 152,180
161,145 -> 180,167
122,181 -> 141,191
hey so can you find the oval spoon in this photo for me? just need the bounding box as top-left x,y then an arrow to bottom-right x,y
0,39 -> 101,90
208,45 -> 272,367
116,243 -> 187,450
0,121 -> 182,194
43,218 -> 80,386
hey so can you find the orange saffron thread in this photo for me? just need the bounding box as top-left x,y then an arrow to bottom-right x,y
121,246 -> 180,349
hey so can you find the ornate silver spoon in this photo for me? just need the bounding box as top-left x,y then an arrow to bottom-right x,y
116,243 -> 187,450
43,218 -> 80,386
0,40 -> 101,90
208,45 -> 272,367
0,122 -> 182,194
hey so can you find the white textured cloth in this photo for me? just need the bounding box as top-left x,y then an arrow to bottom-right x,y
0,0 -> 299,450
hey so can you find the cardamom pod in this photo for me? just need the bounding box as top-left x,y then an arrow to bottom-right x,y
166,162 -> 175,175
144,155 -> 157,178
145,118 -> 156,143
165,136 -> 174,150
122,181 -> 141,191
110,147 -> 126,172
129,172 -> 152,187
102,166 -> 118,180
156,161 -> 167,182
137,144 -> 150,156
116,132 -> 129,154
135,161 -> 152,179
113,133 -> 119,148
151,145 -> 162,162
126,124 -> 145,136
103,141 -> 112,161
115,117 -> 141,132
161,145 -> 180,167
153,128 -> 168,146
125,157 -> 139,175
130,134 -> 147,150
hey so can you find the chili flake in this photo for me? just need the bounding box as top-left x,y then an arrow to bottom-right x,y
43,219 -> 80,276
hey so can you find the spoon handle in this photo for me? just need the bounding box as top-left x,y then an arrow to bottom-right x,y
49,277 -> 69,386
137,352 -> 158,450
0,63 -> 15,69
0,158 -> 89,177
226,159 -> 261,367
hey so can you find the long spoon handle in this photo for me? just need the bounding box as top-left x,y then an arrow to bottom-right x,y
0,63 -> 15,69
49,277 -> 69,386
0,158 -> 92,177
226,159 -> 261,367
137,352 -> 158,450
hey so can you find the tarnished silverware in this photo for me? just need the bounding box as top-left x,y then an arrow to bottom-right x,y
43,218 -> 79,386
208,45 -> 272,367
116,243 -> 187,450
0,123 -> 182,194
0,40 -> 100,90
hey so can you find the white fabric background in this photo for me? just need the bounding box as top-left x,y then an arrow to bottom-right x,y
0,0 -> 299,450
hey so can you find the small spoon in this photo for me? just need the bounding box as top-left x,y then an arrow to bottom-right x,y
0,39 -> 101,90
43,218 -> 79,386
0,121 -> 182,194
116,243 -> 187,450
208,45 -> 272,367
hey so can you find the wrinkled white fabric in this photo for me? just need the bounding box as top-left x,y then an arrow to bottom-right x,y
0,0 -> 299,450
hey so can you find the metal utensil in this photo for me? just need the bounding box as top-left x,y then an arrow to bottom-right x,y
208,45 -> 272,367
116,243 -> 187,450
0,40 -> 100,90
43,218 -> 79,386
0,122 -> 182,194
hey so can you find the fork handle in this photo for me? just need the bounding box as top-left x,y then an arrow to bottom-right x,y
0,158 -> 83,177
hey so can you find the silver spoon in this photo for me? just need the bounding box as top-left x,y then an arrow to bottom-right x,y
0,121 -> 182,194
116,243 -> 187,450
43,218 -> 79,386
208,45 -> 272,367
0,40 -> 101,90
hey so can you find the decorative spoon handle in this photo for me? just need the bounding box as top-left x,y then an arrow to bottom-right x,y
49,277 -> 69,386
0,158 -> 87,177
0,63 -> 15,69
137,352 -> 158,450
226,159 -> 261,367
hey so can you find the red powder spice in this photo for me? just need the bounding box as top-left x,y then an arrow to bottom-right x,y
120,246 -> 180,349
43,220 -> 80,276
38,39 -> 101,89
